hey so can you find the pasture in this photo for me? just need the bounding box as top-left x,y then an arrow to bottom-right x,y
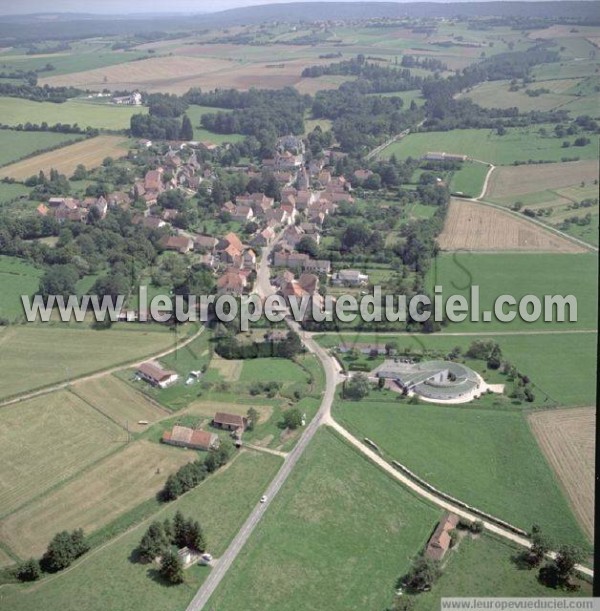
449,161 -> 489,198
334,399 -> 589,548
0,96 -> 148,131
1,450 -> 282,611
0,440 -> 196,558
71,376 -> 167,433
382,126 -> 599,165
437,199 -> 585,253
528,407 -> 595,542
415,534 -> 591,609
0,325 -> 177,401
428,251 -> 598,331
0,129 -> 83,167
0,255 -> 42,320
207,429 -> 440,611
0,391 -> 124,520
0,135 -> 131,181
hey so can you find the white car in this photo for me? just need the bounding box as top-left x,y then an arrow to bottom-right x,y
260,495 -> 268,503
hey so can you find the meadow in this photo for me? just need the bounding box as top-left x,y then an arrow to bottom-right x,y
0,390 -> 124,520
414,534 -> 591,609
0,96 -> 148,131
0,135 -> 131,181
0,440 -> 196,558
318,331 -> 597,408
0,450 -> 282,611
0,255 -> 42,320
382,126 -> 599,165
0,129 -> 83,167
206,428 -> 440,611
449,161 -> 489,197
0,325 -> 178,401
427,252 -> 598,331
333,399 -> 589,549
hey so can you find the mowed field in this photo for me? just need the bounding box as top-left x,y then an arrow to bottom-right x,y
0,135 -> 130,181
0,325 -> 177,401
428,251 -> 598,331
71,376 -> 166,433
0,440 -> 196,558
485,160 -> 600,202
0,255 -> 42,320
0,391 -> 123,519
0,96 -> 148,131
382,126 -> 599,165
1,451 -> 282,611
0,129 -> 83,167
207,429 -> 439,611
528,407 -> 595,542
437,199 -> 586,252
334,399 -> 589,548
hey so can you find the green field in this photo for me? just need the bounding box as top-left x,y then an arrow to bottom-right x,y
0,325 -> 180,400
415,534 -> 591,609
449,161 -> 490,197
562,214 -> 600,247
0,129 -> 83,166
0,255 -> 42,320
207,428 -> 440,611
0,97 -> 148,131
334,399 -> 589,548
0,182 -> 30,205
428,252 -> 598,331
318,330 -> 597,408
239,357 -> 308,384
382,126 -> 599,165
1,450 -> 282,611
0,390 -> 124,519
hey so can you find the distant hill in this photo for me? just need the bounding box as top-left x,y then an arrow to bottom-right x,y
1,2 -> 599,44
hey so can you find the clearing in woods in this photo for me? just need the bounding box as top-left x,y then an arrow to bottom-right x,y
0,136 -> 130,181
71,376 -> 167,433
528,407 -> 596,542
0,391 -> 124,519
0,440 -> 196,559
437,199 -> 586,252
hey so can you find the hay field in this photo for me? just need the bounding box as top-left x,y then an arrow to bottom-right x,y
0,136 -> 129,181
0,325 -> 176,401
437,199 -> 585,252
485,160 -> 600,202
0,391 -> 124,519
39,53 -> 333,94
529,407 -> 595,541
0,440 -> 195,558
72,376 -> 167,433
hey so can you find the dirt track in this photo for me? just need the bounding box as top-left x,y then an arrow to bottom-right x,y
528,407 -> 596,542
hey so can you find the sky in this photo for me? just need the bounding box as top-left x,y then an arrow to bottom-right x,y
0,0 -> 507,16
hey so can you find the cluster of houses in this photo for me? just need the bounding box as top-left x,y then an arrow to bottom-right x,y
36,195 -> 112,223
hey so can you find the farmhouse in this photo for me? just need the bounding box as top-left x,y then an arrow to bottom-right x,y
425,513 -> 459,561
137,361 -> 179,389
162,425 -> 219,451
112,91 -> 142,105
161,235 -> 193,254
332,269 -> 369,286
213,412 -> 247,432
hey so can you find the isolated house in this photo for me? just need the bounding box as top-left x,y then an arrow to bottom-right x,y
425,513 -> 459,561
137,361 -> 178,388
212,412 -> 247,432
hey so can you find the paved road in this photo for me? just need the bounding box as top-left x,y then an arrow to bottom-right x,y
185,322 -> 343,611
